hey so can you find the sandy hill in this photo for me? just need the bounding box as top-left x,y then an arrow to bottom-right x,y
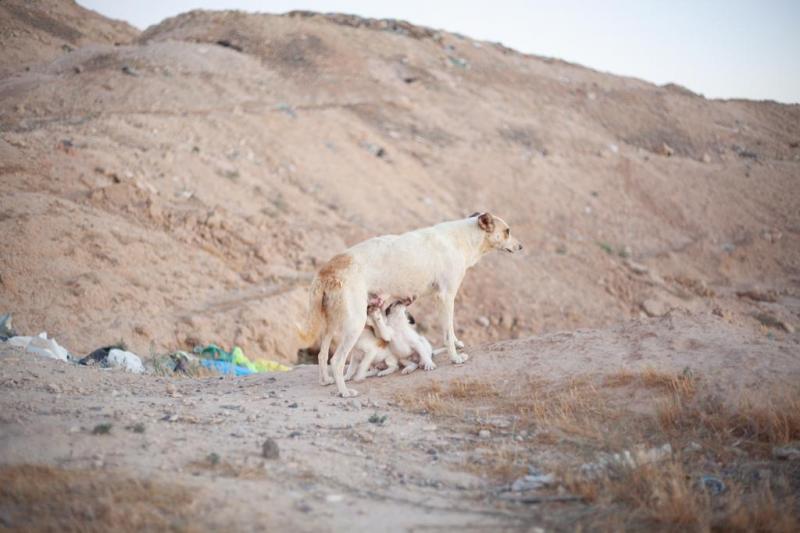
1,3 -> 798,364
2,4 -> 800,531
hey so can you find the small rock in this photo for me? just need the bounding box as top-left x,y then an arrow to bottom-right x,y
702,153 -> 712,163
325,494 -> 344,503
121,65 -> 138,76
478,429 -> 491,439
165,383 -> 177,396
476,316 -> 490,328
294,501 -> 312,513
349,398 -> 362,411
261,438 -> 280,459
287,402 -> 298,408
73,65 -> 83,74
46,382 -> 61,394
641,299 -> 670,317
657,142 -> 674,157
624,259 -> 649,275
772,444 -> 800,461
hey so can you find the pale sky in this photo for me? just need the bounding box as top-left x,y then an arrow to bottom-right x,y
79,0 -> 800,103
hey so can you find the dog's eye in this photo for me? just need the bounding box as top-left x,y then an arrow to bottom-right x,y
504,228 -> 510,237
407,312 -> 416,325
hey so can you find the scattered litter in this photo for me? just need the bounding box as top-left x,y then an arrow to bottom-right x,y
699,475 -> 726,495
92,423 -> 112,435
478,429 -> 491,439
79,346 -> 144,373
195,344 -> 291,376
0,313 -> 17,339
8,332 -> 70,362
261,438 -> 280,459
107,349 -> 144,373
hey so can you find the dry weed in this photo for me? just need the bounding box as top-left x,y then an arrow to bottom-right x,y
0,464 -> 199,532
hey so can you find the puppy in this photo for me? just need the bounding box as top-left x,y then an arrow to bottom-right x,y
348,301 -> 435,381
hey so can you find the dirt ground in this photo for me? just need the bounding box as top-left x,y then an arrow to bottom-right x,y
2,311 -> 799,531
1,2 -> 799,531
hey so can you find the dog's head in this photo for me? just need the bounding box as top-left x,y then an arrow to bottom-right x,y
470,212 -> 523,253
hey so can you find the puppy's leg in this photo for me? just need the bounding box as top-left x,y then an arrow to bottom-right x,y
344,350 -> 361,381
439,291 -> 468,364
400,359 -> 418,374
376,354 -> 399,377
410,333 -> 436,371
318,333 -> 334,386
353,348 -> 379,382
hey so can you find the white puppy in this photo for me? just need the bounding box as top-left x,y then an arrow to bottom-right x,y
302,212 -> 523,397
346,301 -> 434,381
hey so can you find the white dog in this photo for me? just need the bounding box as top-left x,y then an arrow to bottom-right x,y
301,212 -> 522,397
345,300 -> 434,381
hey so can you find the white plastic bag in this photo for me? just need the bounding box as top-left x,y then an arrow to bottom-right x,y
107,348 -> 144,374
7,332 -> 69,362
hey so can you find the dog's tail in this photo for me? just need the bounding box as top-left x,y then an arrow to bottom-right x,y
296,277 -> 326,346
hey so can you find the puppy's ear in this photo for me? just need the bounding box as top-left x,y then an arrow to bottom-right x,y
477,212 -> 494,233
468,212 -> 481,218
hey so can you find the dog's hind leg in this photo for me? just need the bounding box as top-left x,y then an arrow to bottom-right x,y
317,333 -> 334,386
331,328 -> 361,397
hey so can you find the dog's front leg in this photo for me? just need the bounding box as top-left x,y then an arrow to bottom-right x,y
439,292 -> 468,364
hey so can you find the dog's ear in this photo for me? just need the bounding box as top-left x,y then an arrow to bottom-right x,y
477,212 -> 494,233
468,212 -> 481,218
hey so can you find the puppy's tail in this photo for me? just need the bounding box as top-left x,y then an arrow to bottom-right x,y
296,277 -> 326,346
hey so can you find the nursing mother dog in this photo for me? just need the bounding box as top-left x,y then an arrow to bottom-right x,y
301,212 -> 523,397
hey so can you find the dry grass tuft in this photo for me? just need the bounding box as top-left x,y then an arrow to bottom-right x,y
395,379 -> 498,418
0,464 -> 199,532
657,387 -> 800,461
566,461 -> 798,532
604,367 -> 696,398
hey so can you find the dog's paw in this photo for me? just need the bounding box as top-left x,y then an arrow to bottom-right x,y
455,339 -> 465,350
320,376 -> 334,386
422,361 -> 437,371
353,374 -> 366,383
401,366 -> 417,375
339,388 -> 359,398
450,353 -> 468,364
